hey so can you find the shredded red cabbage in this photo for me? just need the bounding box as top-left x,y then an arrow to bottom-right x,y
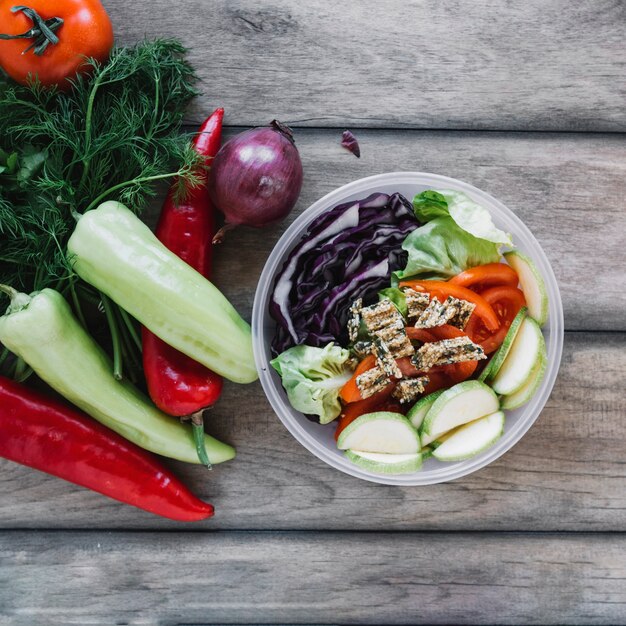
270,192 -> 418,354
341,130 -> 360,158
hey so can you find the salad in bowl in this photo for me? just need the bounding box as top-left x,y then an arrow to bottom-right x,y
252,173 -> 563,485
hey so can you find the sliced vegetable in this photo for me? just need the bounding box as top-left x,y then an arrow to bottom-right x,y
491,317 -> 546,396
271,343 -> 352,424
399,280 -> 500,331
341,130 -> 361,158
345,450 -> 423,474
449,263 -> 519,290
67,201 -> 257,384
500,350 -> 548,410
0,0 -> 113,87
432,411 -> 505,462
480,307 -> 527,383
337,412 -> 420,454
504,251 -> 549,326
420,381 -> 499,446
209,120 -> 303,242
465,285 -> 526,354
0,376 -> 214,521
406,390 -> 444,429
270,192 -> 418,353
0,287 -> 235,465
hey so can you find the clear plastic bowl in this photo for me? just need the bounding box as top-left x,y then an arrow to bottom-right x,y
252,172 -> 564,485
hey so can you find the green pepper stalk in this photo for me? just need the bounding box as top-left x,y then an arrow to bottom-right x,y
67,201 -> 258,384
0,285 -> 235,465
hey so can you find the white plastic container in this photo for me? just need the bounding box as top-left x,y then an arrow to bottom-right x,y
252,172 -> 564,485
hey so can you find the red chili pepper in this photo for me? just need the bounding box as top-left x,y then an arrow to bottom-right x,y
142,109 -> 225,465
0,377 -> 213,521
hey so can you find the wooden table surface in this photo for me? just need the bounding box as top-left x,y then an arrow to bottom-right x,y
1,1 -> 625,624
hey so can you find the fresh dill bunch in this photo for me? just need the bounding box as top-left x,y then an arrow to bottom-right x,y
0,38 -> 202,300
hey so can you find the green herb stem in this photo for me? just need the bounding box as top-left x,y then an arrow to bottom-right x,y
0,345 -> 10,369
13,356 -> 26,381
100,292 -> 123,381
118,306 -> 142,352
69,278 -> 88,329
84,170 -> 184,214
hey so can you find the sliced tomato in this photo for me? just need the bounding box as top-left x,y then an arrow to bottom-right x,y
405,327 -> 438,343
334,384 -> 395,440
339,354 -> 377,403
466,286 -> 526,354
448,263 -> 519,290
422,371 -> 450,394
399,280 -> 500,331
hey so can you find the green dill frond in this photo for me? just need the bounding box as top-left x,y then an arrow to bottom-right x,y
0,38 -> 199,308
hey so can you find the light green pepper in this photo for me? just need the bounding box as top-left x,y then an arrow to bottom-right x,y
0,287 -> 235,465
67,201 -> 258,384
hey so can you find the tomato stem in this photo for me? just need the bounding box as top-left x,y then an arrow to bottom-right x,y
0,6 -> 63,57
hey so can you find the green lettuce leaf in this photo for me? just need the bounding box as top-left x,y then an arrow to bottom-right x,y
394,216 -> 501,282
412,190 -> 449,221
413,189 -> 513,246
270,343 -> 353,424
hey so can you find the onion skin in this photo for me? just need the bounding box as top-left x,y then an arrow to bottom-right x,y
209,120 -> 303,241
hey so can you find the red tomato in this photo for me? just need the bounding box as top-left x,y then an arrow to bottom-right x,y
466,286 -> 526,353
0,0 -> 113,87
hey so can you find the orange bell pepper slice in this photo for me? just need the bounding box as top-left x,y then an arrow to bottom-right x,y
448,263 -> 519,290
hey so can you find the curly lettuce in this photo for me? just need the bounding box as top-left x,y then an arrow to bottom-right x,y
270,343 -> 353,424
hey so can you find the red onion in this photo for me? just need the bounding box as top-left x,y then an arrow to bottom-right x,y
209,120 -> 303,242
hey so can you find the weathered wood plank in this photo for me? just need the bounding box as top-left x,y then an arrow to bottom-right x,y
106,0 -> 626,131
201,129 -> 625,331
1,531 -> 625,625
1,333 -> 625,531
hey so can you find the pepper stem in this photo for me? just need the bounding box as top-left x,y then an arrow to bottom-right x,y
0,6 -> 64,56
187,410 -> 212,469
0,284 -> 32,313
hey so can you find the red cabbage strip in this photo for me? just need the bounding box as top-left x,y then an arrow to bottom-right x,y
270,192 -> 418,354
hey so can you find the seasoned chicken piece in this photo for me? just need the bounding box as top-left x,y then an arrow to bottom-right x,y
347,298 -> 363,343
414,297 -> 456,329
361,298 -> 414,358
392,377 -> 430,404
356,366 -> 389,399
403,288 -> 430,321
372,337 -> 402,379
411,336 -> 486,371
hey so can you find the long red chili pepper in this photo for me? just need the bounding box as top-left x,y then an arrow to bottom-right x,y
142,108 -> 224,467
0,376 -> 213,521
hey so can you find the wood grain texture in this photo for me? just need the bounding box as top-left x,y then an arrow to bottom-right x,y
192,129 -> 625,331
2,531 -> 626,625
1,332 -> 625,531
105,0 -> 626,131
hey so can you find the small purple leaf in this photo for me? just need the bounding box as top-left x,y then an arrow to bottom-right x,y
341,130 -> 361,158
